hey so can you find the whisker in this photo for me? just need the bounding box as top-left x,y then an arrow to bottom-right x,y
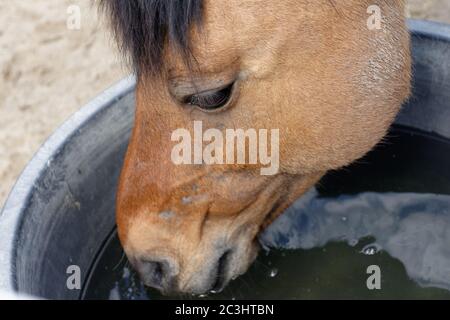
254,259 -> 272,271
238,276 -> 252,292
113,251 -> 127,271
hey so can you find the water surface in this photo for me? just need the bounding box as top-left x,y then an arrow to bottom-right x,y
83,127 -> 450,299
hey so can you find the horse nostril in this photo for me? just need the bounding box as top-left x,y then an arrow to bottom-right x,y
137,258 -> 176,291
151,261 -> 164,286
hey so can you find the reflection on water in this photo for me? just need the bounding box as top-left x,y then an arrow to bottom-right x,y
84,190 -> 450,300
261,188 -> 450,292
83,127 -> 450,299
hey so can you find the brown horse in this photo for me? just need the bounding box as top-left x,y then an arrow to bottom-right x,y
101,0 -> 411,295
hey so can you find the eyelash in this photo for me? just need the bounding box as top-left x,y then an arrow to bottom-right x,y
183,83 -> 234,111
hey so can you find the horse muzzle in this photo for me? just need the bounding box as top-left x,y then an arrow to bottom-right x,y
129,235 -> 260,295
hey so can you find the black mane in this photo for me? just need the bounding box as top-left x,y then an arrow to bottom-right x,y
100,0 -> 203,76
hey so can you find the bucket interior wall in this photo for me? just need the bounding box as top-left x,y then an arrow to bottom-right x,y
14,92 -> 134,299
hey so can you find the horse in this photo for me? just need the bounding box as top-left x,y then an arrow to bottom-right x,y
100,0 -> 411,295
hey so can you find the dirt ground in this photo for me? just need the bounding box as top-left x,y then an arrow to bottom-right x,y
1,0 -> 450,208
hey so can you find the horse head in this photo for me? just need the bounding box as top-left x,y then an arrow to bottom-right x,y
102,0 -> 411,295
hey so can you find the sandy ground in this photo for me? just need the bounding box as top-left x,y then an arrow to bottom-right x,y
1,0 -> 450,208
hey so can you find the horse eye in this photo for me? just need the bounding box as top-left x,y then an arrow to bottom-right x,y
183,82 -> 234,111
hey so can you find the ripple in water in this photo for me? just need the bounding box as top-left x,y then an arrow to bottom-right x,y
261,188 -> 450,292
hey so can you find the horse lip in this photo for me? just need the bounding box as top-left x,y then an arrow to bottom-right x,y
210,249 -> 232,293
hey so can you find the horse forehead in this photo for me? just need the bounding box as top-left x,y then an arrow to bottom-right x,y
185,0 -> 348,75
200,0 -> 305,49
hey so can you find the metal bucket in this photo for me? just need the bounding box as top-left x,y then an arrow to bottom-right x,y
1,20 -> 449,299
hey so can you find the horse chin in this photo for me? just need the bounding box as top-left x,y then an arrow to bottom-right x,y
180,239 -> 260,296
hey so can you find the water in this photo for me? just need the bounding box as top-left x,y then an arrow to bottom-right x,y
83,126 -> 450,299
